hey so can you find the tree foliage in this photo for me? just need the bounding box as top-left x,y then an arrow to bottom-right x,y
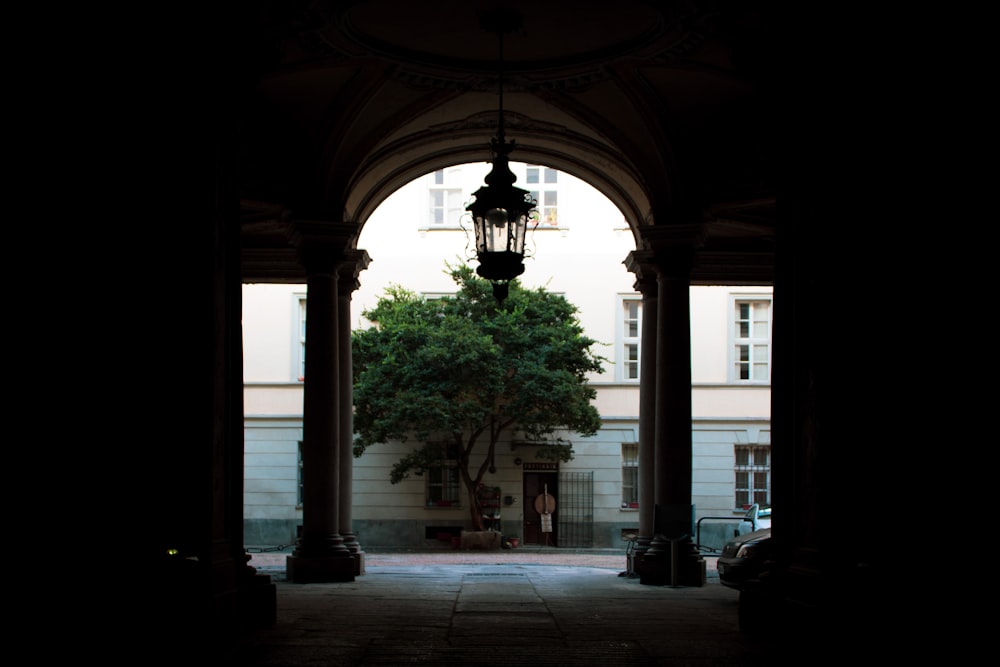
351,262 -> 606,529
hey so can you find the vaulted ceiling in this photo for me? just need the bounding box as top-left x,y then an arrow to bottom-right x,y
237,1 -> 777,284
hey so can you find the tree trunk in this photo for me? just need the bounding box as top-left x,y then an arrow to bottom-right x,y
466,481 -> 485,531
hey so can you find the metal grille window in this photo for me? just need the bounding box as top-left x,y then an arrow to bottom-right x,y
734,445 -> 770,509
427,443 -> 461,506
621,443 -> 638,505
559,471 -> 594,547
734,299 -> 771,382
622,298 -> 641,381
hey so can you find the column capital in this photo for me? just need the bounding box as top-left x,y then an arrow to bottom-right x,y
638,223 -> 706,249
623,250 -> 658,295
637,223 -> 705,278
287,221 -> 361,275
338,249 -> 372,295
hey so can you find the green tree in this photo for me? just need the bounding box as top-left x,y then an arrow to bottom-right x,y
352,262 -> 606,531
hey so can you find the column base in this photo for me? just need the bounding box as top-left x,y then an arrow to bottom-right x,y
232,573 -> 278,628
286,552 -> 356,583
637,543 -> 706,587
353,550 -> 366,576
151,562 -> 276,653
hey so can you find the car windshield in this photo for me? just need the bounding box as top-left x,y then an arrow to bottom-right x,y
744,504 -> 771,520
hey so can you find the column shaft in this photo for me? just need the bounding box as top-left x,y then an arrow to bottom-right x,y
654,269 -> 693,511
296,268 -> 345,554
623,252 -> 658,559
338,251 -> 370,575
285,222 -> 359,583
636,284 -> 657,554
632,230 -> 706,587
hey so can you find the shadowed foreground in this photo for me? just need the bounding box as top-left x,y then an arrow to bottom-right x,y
218,559 -> 779,666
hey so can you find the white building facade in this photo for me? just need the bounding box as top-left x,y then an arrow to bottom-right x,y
243,163 -> 771,550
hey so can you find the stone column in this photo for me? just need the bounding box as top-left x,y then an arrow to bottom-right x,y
285,221 -> 358,583
623,252 -> 658,561
638,225 -> 706,587
338,251 -> 370,576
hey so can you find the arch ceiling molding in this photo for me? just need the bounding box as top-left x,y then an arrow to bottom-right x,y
240,0 -> 776,285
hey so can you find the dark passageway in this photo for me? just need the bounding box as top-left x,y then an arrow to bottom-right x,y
108,1 -> 918,662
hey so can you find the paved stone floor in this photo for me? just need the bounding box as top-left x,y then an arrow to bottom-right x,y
217,548 -> 782,666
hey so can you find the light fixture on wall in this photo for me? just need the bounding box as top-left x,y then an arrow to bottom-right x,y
465,8 -> 537,304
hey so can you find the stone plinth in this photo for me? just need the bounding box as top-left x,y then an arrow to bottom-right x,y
637,541 -> 706,587
459,530 -> 503,550
286,553 -> 356,583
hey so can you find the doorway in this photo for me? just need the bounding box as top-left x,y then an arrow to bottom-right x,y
523,470 -> 558,546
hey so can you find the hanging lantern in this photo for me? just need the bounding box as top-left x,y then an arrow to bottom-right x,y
466,138 -> 536,302
465,8 -> 537,304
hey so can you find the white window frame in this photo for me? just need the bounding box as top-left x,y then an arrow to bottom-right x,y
295,294 -> 307,382
734,444 -> 770,509
526,164 -> 559,227
617,295 -> 642,382
621,442 -> 639,508
296,440 -> 304,508
729,295 -> 772,384
426,168 -> 465,229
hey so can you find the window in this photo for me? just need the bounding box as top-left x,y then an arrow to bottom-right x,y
620,297 -> 642,381
733,298 -> 771,382
296,441 -> 304,507
734,445 -> 769,509
526,165 -> 558,226
427,443 -> 461,507
621,443 -> 638,507
297,296 -> 307,381
536,190 -> 558,226
526,164 -> 557,185
428,169 -> 464,227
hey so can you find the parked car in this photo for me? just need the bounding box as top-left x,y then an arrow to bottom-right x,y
736,503 -> 771,536
717,527 -> 773,590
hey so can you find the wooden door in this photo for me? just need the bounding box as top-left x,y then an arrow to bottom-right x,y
523,472 -> 558,546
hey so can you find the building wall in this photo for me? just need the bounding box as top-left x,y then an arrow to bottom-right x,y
692,419 -> 772,546
242,284 -> 305,382
243,417 -> 302,547
242,164 -> 772,551
242,406 -> 768,550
